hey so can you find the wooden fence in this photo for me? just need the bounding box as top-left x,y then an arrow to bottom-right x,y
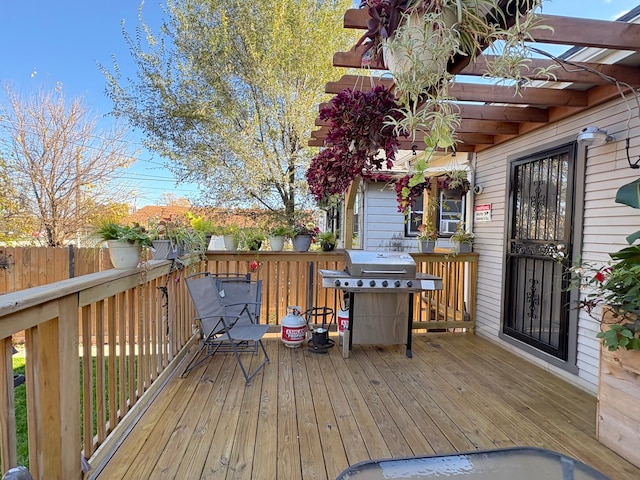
0,246 -> 111,294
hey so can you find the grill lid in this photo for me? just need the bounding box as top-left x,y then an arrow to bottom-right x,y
345,250 -> 417,278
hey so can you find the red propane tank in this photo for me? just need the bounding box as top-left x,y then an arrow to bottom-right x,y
337,307 -> 349,337
281,306 -> 307,348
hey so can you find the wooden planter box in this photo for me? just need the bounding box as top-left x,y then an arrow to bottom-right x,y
597,333 -> 640,468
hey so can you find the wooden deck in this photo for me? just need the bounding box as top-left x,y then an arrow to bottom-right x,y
92,333 -> 640,480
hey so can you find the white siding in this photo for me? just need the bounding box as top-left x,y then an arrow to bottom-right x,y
473,96 -> 640,393
361,182 -> 457,251
362,183 -> 416,251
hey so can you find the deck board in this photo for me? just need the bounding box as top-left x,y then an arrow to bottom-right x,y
92,333 -> 640,480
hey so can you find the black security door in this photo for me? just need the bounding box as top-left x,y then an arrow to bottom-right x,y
504,144 -> 575,359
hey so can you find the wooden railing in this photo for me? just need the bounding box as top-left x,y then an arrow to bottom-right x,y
0,250 -> 477,479
203,251 -> 478,332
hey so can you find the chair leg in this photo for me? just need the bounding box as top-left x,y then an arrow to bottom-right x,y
180,341 -> 221,377
230,339 -> 270,385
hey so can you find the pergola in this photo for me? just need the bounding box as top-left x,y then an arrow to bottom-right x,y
309,4 -> 640,153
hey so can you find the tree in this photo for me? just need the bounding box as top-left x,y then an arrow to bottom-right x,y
0,155 -> 35,243
0,85 -> 137,246
102,0 -> 356,224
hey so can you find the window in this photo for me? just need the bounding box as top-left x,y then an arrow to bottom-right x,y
438,194 -> 465,235
405,192 -> 424,237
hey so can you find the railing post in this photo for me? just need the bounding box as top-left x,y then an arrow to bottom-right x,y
0,337 -> 18,471
26,295 -> 81,480
68,245 -> 75,279
307,261 -> 315,310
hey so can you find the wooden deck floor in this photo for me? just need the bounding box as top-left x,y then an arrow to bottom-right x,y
93,333 -> 640,479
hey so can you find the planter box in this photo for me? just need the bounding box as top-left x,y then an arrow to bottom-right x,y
418,240 -> 435,253
597,337 -> 640,468
452,240 -> 472,254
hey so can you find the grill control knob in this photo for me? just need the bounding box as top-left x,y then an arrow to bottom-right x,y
369,280 -> 376,287
394,280 -> 401,287
406,281 -> 413,288
334,280 -> 341,287
382,280 -> 388,287
357,280 -> 363,287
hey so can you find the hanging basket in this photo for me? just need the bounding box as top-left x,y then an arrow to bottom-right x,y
442,188 -> 467,200
382,10 -> 455,76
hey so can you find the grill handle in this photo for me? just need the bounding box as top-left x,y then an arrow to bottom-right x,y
359,269 -> 408,275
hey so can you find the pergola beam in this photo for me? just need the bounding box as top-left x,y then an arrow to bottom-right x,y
310,127 -> 487,151
311,7 -> 639,152
323,78 -> 587,107
333,50 -> 640,87
343,10 -> 640,51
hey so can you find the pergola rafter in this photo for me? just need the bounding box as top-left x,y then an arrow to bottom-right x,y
310,5 -> 640,153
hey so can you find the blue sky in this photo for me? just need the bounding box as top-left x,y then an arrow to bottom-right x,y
1,1 -> 639,207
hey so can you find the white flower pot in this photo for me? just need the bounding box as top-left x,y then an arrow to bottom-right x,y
383,10 -> 455,76
208,235 -> 225,251
223,235 -> 238,251
107,240 -> 142,269
269,235 -> 285,252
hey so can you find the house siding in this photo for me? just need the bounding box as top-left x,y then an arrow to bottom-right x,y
363,183 -> 415,251
473,96 -> 640,393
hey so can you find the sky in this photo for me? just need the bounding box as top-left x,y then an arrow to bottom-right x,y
1,0 -> 640,208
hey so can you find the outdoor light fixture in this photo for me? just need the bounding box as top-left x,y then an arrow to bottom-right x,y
576,126 -> 614,146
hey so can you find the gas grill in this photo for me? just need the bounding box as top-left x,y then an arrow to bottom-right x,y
320,251 -> 441,292
319,251 -> 443,358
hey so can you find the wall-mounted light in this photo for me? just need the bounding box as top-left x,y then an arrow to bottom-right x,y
576,126 -> 614,147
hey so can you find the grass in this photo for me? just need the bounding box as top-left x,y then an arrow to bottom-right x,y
12,356 -> 28,467
8,352 -> 139,470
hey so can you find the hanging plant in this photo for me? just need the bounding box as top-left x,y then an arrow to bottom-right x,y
354,0 -> 554,207
437,170 -> 471,198
394,174 -> 431,214
306,86 -> 406,202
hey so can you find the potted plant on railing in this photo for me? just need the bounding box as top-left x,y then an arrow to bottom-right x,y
242,228 -> 267,251
222,224 -> 240,251
292,223 -> 320,252
416,220 -> 438,253
96,222 -> 153,269
269,225 -> 292,252
450,222 -> 474,254
317,231 -> 337,251
187,213 -> 220,251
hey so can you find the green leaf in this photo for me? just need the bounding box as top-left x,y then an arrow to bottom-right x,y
626,230 -> 640,244
615,178 -> 640,209
610,244 -> 640,262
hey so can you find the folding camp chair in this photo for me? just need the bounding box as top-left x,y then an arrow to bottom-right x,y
182,272 -> 269,385
213,275 -> 263,354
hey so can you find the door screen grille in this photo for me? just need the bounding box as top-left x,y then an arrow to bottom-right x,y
504,146 -> 575,359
